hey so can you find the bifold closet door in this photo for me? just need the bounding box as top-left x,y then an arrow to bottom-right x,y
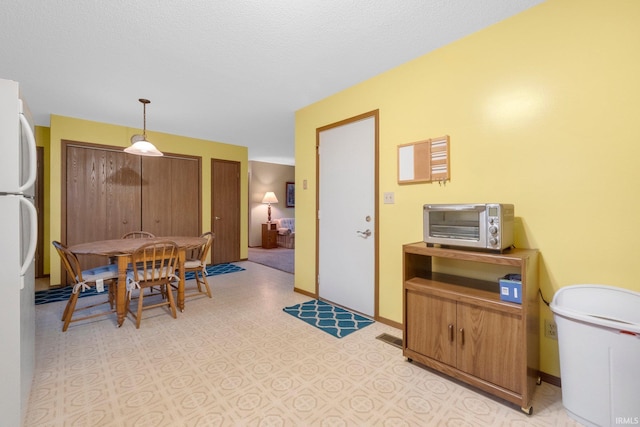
63,142 -> 201,283
141,155 -> 200,237
64,143 -> 142,271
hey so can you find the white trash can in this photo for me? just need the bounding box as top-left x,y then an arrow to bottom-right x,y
550,285 -> 640,427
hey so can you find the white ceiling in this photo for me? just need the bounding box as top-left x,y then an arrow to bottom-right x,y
1,0 -> 543,165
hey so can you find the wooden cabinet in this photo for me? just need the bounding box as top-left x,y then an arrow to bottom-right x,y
403,242 -> 539,414
262,223 -> 277,249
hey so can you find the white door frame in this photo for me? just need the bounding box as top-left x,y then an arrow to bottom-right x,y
315,110 -> 379,318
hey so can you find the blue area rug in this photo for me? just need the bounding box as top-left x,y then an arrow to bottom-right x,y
35,263 -> 245,305
283,299 -> 374,338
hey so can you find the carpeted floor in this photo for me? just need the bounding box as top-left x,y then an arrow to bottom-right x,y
248,247 -> 294,273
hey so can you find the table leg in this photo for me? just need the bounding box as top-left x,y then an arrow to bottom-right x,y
178,249 -> 186,312
116,256 -> 128,327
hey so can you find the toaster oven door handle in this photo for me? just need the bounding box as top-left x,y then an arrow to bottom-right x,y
426,204 -> 484,211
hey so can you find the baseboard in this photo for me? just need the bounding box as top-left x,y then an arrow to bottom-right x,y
539,371 -> 561,387
375,316 -> 402,330
293,287 -> 316,298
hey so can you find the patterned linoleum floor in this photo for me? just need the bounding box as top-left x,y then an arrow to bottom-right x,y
26,261 -> 580,427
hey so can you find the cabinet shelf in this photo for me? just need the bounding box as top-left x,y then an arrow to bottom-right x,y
405,274 -> 522,315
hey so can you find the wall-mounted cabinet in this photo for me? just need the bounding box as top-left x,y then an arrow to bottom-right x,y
402,242 -> 539,414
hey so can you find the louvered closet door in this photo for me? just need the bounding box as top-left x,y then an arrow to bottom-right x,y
64,143 -> 141,270
141,155 -> 200,237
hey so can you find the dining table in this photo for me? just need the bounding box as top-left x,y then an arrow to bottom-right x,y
68,236 -> 206,327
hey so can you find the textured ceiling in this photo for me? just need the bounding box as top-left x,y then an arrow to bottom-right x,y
1,1 -> 543,165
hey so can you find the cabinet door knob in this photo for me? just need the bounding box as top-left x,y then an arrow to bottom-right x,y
459,328 -> 464,346
448,324 -> 454,342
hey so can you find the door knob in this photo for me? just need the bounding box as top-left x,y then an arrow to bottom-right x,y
215,216 -> 221,220
356,229 -> 371,237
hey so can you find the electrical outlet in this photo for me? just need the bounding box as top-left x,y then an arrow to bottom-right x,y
544,319 -> 557,340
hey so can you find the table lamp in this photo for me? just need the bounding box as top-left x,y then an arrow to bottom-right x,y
262,191 -> 278,223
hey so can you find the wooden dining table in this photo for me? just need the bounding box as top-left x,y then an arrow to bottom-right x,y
68,236 -> 206,327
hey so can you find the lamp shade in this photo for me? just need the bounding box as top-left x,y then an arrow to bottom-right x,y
124,138 -> 163,157
262,192 -> 278,204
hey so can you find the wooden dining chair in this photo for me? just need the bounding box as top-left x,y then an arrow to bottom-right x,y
53,241 -> 119,332
121,231 -> 155,239
126,240 -> 179,328
108,231 -> 157,266
175,231 -> 214,299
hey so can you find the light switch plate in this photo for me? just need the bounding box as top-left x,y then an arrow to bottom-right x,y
383,192 -> 395,204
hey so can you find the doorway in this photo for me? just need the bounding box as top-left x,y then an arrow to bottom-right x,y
317,111 -> 378,317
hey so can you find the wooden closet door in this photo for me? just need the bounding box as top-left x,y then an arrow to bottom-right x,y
141,155 -> 200,237
211,159 -> 240,264
64,143 -> 141,270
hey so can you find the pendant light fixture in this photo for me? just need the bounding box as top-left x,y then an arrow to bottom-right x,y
125,98 -> 163,157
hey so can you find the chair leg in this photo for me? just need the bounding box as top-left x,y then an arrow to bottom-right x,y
166,284 -> 177,318
61,290 -> 74,321
197,270 -> 212,298
135,289 -> 145,329
62,292 -> 80,332
108,282 -> 115,310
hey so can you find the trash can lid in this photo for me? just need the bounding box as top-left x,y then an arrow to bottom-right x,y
550,285 -> 640,333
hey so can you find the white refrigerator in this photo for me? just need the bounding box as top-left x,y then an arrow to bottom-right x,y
0,78 -> 38,426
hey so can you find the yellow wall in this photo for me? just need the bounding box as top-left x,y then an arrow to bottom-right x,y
47,115 -> 248,286
294,0 -> 640,377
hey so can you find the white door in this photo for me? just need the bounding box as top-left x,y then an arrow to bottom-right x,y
318,113 -> 376,317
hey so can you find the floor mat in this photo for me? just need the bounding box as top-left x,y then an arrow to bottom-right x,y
283,299 -> 374,338
35,263 -> 245,305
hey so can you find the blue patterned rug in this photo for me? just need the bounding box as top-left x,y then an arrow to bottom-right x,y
35,263 -> 245,305
283,299 -> 374,338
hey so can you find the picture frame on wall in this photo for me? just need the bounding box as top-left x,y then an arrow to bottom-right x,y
286,182 -> 295,207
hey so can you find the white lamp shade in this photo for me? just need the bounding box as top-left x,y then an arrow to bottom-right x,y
262,191 -> 278,204
124,139 -> 164,157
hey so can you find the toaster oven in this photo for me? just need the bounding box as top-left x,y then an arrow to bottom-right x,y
423,203 -> 514,252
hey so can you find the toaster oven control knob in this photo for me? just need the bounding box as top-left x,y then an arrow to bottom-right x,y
489,237 -> 498,246
489,225 -> 498,235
